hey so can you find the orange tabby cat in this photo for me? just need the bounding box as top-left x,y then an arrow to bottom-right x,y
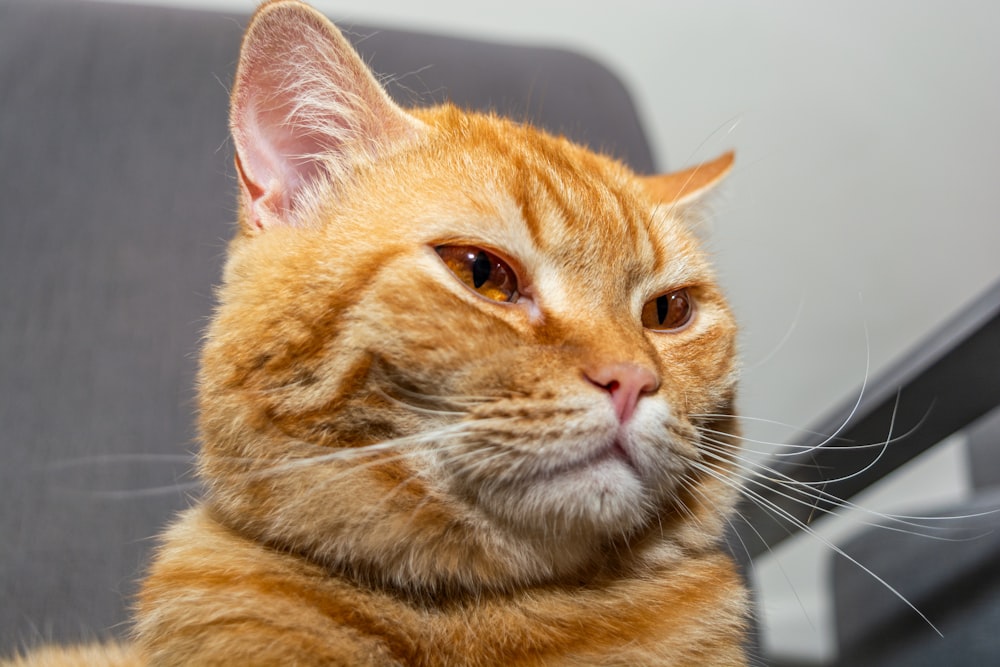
4,1 -> 747,664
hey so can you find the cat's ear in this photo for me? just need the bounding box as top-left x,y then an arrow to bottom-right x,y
639,151 -> 734,208
230,0 -> 424,232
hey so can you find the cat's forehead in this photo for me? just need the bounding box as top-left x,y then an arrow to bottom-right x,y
415,109 -> 708,290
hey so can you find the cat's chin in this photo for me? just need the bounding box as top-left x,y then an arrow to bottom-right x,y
474,453 -> 651,543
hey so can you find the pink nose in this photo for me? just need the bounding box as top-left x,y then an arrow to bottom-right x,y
584,363 -> 660,423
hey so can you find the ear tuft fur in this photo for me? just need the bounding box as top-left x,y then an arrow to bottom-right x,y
230,0 -> 424,231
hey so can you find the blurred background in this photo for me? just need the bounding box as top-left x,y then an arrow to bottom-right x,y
10,0 -> 1000,663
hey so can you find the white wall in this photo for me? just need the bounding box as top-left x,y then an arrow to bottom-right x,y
94,0 -> 1000,661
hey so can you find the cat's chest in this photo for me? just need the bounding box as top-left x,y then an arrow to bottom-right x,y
137,506 -> 746,666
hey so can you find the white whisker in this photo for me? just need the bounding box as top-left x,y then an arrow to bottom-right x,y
691,412 -> 840,440
695,444 -> 978,540
773,318 -> 871,458
711,491 -> 819,633
689,457 -> 943,636
372,385 -> 468,417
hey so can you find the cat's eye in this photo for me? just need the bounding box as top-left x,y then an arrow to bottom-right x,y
435,245 -> 519,303
641,288 -> 694,331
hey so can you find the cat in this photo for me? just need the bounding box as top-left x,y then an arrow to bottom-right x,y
3,0 -> 747,664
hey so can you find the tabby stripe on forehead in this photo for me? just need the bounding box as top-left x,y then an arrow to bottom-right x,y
502,148 -> 547,248
515,140 -> 642,252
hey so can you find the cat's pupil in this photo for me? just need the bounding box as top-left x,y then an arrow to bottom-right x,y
472,251 -> 491,288
656,295 -> 669,325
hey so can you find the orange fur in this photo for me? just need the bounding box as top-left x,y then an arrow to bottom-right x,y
6,1 -> 748,664
136,507 -> 745,666
0,643 -> 142,667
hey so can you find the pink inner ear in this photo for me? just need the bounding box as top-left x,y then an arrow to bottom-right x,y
234,99 -> 328,224
229,1 -> 423,231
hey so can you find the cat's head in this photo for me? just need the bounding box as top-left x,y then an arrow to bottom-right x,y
198,0 -> 741,593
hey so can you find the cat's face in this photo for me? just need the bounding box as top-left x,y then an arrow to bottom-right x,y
198,0 -> 741,592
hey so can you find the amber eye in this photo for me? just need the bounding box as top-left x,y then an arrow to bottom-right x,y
435,245 -> 519,302
641,288 -> 694,331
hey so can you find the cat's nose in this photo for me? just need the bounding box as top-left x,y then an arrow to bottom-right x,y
584,363 -> 660,423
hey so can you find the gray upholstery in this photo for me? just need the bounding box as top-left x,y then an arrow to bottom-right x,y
830,405 -> 1000,667
968,405 -> 1000,490
0,0 -> 654,649
831,489 -> 1000,666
